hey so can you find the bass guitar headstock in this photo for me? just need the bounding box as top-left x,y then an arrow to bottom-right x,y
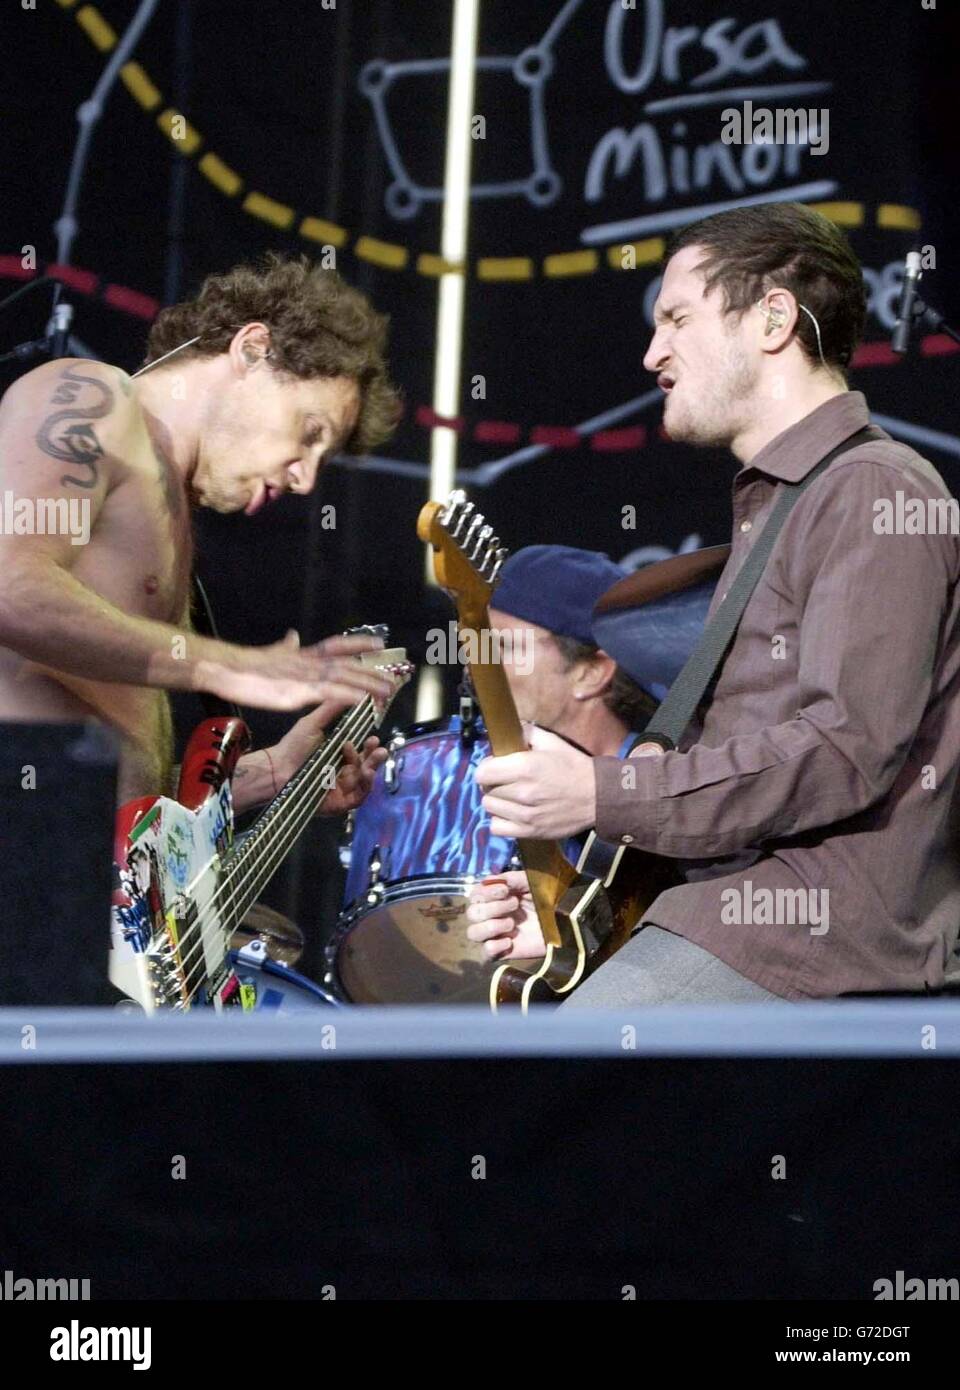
417,490 -> 509,622
347,624 -> 414,698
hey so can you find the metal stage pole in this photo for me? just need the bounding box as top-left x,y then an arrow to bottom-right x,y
415,0 -> 481,722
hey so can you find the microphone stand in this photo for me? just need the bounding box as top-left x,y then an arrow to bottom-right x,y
0,276 -> 62,367
0,0 -> 160,374
905,295 -> 960,350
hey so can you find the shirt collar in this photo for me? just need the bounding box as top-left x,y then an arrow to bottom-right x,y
739,391 -> 871,483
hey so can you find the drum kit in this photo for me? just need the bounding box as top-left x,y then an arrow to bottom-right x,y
233,712 -> 521,1009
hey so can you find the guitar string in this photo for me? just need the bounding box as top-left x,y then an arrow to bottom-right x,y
172,697 -> 378,1005
175,701 -> 374,1006
131,693 -> 375,1006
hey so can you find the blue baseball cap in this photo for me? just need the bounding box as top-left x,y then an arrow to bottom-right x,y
591,546 -> 729,699
490,545 -> 627,646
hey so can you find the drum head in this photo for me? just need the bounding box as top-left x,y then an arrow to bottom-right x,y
336,877 -> 528,1004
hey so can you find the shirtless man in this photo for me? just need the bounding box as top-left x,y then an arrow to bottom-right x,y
0,255 -> 401,814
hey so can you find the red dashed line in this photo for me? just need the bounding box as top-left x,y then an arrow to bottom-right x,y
530,424 -> 581,449
592,426 -> 647,451
3,257 -> 957,457
0,255 -> 34,282
851,341 -> 900,367
102,284 -> 162,319
46,263 -> 99,296
922,334 -> 959,358
414,405 -> 465,432
474,420 -> 521,444
0,257 -> 160,321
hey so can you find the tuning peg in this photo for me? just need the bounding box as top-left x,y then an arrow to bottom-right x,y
462,513 -> 485,553
469,523 -> 493,563
489,547 -> 509,585
479,537 -> 498,577
440,489 -> 467,527
345,622 -> 389,643
450,501 -> 474,540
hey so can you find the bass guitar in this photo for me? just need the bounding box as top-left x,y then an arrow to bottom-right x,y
110,640 -> 411,1011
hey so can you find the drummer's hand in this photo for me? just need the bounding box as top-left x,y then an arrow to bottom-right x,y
318,736 -> 387,816
466,872 -> 545,961
235,700 -> 385,816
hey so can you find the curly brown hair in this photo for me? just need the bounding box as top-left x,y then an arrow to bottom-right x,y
143,253 -> 402,453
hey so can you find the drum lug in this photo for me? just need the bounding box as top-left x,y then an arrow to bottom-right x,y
384,731 -> 406,792
366,842 -> 390,902
459,689 -> 478,746
235,937 -> 268,967
338,811 -> 355,870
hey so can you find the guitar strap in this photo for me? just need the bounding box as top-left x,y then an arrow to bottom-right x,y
638,424 -> 884,753
191,574 -> 246,725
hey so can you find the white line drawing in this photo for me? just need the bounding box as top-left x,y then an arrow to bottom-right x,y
580,179 -> 837,244
644,80 -> 831,116
358,0 -> 586,219
870,414 -> 960,461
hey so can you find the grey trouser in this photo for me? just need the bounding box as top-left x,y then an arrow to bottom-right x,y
560,924 -> 781,1008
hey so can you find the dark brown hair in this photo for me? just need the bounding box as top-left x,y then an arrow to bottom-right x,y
144,253 -> 401,453
554,635 -> 657,732
667,202 -> 866,374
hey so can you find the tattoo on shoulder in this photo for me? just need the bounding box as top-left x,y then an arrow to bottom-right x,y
35,365 -> 114,490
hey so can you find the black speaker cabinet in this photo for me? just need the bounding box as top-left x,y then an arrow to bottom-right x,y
0,722 -> 118,1005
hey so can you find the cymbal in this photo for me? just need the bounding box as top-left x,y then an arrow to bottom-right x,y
231,902 -> 305,968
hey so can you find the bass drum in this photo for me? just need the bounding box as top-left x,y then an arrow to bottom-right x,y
330,873 -> 505,1004
229,945 -> 341,1011
332,715 -> 518,1003
341,715 -> 516,903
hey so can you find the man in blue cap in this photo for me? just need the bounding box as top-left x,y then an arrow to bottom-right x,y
343,544 -> 662,914
482,545 -> 656,761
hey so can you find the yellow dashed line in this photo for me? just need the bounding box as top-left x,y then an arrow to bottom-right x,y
544,249 -> 598,278
56,6 -> 922,282
478,257 -> 535,281
299,216 -> 349,249
156,109 -> 202,155
243,191 -> 295,230
809,201 -> 863,227
878,204 -> 922,232
416,253 -> 465,277
120,62 -> 162,112
607,238 -> 665,269
354,236 -> 409,270
200,152 -> 243,198
76,4 -> 116,51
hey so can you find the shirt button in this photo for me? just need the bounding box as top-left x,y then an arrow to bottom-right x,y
740,519 -> 753,533
621,834 -> 634,844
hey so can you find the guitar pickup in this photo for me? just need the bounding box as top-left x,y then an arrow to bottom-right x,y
559,877 -> 614,958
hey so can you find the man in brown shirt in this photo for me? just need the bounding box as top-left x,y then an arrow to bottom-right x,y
468,203 -> 960,1003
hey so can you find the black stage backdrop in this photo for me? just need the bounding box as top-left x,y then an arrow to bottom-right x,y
2,0 -> 959,965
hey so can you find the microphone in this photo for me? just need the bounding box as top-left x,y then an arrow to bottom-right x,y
892,250 -> 923,354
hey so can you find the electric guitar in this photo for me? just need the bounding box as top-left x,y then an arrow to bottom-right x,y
110,641 -> 412,1012
417,492 -> 676,1011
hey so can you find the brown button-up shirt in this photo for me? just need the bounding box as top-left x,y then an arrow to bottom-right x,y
594,391 -> 960,998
